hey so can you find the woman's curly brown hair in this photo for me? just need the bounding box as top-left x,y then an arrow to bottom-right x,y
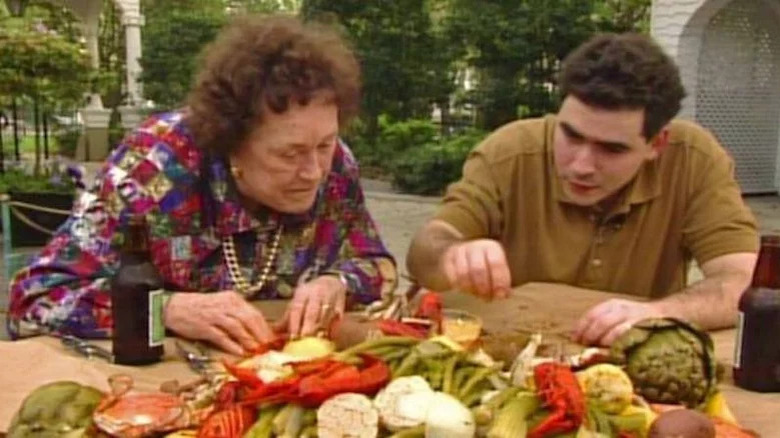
560,33 -> 686,139
187,14 -> 361,156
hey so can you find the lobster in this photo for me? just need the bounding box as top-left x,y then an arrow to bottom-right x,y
221,353 -> 390,408
529,362 -> 586,438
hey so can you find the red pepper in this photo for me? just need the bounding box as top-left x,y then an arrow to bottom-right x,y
291,357 -> 345,376
222,360 -> 265,388
415,291 -> 443,328
379,319 -> 428,339
239,375 -> 301,405
351,354 -> 391,395
245,337 -> 287,356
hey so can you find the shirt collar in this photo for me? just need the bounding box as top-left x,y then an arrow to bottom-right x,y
546,114 -> 661,215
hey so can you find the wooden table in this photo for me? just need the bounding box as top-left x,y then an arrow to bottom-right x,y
1,283 -> 778,435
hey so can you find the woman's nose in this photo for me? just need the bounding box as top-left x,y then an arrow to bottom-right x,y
298,151 -> 323,181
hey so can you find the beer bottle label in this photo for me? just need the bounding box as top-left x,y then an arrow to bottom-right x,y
149,288 -> 166,347
733,311 -> 745,369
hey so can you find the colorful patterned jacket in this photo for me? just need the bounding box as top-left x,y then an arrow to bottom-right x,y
7,111 -> 397,339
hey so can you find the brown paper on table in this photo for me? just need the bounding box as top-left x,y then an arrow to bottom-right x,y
0,339 -> 111,431
0,336 -> 201,433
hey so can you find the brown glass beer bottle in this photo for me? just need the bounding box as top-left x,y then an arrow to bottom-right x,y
733,235 -> 780,392
110,215 -> 165,365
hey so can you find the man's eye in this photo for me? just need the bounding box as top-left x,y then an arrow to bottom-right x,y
562,128 -> 583,143
601,145 -> 626,154
280,150 -> 297,158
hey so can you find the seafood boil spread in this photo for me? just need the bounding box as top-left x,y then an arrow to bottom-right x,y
6,292 -> 759,438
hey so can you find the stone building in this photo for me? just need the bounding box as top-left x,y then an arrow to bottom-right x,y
652,0 -> 780,193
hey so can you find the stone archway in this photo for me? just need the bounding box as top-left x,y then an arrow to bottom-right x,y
652,0 -> 780,193
694,0 -> 780,193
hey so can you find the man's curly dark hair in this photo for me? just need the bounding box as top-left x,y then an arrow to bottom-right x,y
560,33 -> 687,139
187,14 -> 361,156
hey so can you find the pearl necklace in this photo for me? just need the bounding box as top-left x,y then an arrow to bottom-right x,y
223,225 -> 283,297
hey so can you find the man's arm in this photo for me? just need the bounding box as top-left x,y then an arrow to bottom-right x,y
407,219 -> 465,291
574,252 -> 756,346
655,252 -> 756,329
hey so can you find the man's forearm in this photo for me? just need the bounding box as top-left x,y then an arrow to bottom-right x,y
406,220 -> 463,291
655,271 -> 750,330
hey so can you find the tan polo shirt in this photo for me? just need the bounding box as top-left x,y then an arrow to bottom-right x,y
436,115 -> 758,298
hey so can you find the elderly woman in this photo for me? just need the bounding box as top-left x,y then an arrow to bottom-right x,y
7,15 -> 397,355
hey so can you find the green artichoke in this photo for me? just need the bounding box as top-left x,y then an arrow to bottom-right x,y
7,381 -> 104,438
609,318 -> 719,408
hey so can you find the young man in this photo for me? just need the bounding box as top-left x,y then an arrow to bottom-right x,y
406,33 -> 758,346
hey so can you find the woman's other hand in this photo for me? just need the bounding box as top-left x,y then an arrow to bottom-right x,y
285,275 -> 347,338
163,291 -> 274,355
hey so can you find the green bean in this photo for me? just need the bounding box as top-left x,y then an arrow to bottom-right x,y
387,424 -> 426,438
441,354 -> 459,395
459,365 -> 500,400
394,352 -> 421,378
336,336 -> 419,359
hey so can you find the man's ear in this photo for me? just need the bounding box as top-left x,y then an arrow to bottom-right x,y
648,128 -> 670,160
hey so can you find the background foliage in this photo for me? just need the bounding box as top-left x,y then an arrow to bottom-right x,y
0,0 -> 651,194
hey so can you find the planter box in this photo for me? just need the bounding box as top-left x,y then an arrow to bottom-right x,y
7,191 -> 74,247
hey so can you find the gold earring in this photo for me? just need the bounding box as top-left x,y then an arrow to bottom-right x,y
230,165 -> 243,179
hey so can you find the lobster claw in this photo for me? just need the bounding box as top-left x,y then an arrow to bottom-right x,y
528,409 -> 576,438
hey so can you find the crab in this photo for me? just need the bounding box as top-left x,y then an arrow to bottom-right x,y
93,374 -> 213,438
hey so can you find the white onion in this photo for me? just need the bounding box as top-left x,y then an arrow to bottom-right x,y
424,392 -> 475,438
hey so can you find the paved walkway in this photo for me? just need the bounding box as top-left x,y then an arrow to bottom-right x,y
3,180 -> 780,340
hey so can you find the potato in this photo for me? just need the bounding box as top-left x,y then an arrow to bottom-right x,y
648,409 -> 715,438
282,336 -> 335,359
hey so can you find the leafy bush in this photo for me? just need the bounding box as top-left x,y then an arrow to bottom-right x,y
0,160 -> 84,194
377,118 -> 439,157
54,128 -> 81,158
348,117 -> 441,177
391,128 -> 486,195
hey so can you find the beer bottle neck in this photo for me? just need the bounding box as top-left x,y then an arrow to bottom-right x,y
122,218 -> 151,258
752,237 -> 780,289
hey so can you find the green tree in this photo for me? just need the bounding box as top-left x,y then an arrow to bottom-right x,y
594,0 -> 652,34
0,24 -> 91,171
139,0 -> 228,108
302,0 -> 457,145
228,0 -> 300,13
443,0 -> 599,130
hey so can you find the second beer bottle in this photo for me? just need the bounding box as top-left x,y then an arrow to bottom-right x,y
733,234 -> 780,392
110,215 -> 165,365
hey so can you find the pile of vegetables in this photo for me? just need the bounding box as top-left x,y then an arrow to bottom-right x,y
6,317 -> 759,437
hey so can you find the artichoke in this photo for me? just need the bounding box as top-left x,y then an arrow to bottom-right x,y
7,381 -> 104,438
610,318 -> 719,408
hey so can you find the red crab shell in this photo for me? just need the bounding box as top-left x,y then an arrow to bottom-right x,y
92,374 -> 209,438
93,392 -> 194,437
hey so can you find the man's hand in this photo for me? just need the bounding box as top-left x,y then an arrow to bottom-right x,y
163,291 -> 275,355
441,239 -> 511,299
285,275 -> 347,338
573,299 -> 662,346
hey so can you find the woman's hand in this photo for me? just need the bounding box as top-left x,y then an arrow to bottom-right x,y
285,275 -> 347,338
163,291 -> 275,355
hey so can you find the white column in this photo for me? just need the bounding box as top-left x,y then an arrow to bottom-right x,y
121,11 -> 145,107
58,0 -> 104,108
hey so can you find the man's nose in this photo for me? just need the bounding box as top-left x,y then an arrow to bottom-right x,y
570,145 -> 596,176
